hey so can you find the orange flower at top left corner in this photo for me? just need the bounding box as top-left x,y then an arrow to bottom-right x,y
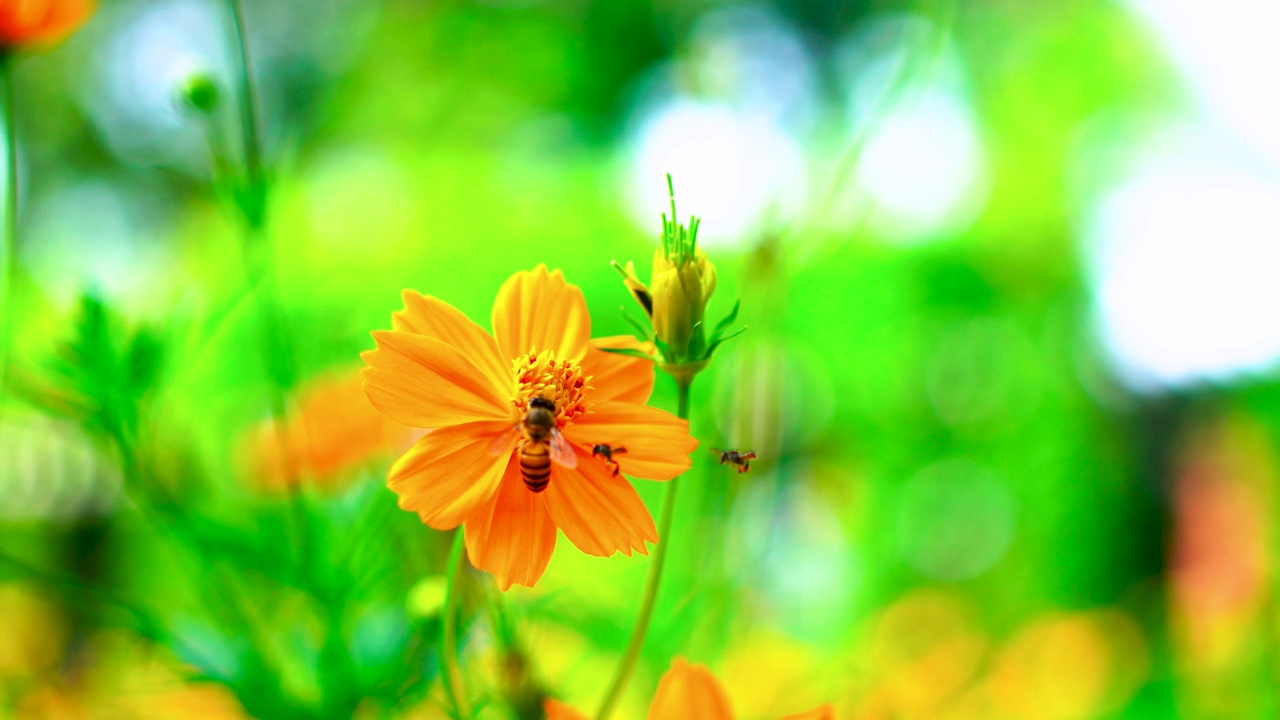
361,265 -> 698,590
0,0 -> 95,49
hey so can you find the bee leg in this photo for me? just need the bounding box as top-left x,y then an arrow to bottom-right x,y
611,462 -> 621,477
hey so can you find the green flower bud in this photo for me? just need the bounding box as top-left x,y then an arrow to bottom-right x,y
611,176 -> 742,381
178,73 -> 221,115
651,247 -> 716,360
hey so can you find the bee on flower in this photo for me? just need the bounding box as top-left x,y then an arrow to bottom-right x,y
361,266 -> 698,589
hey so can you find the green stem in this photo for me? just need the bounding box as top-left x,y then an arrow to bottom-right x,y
0,549 -> 166,643
223,0 -> 309,552
0,58 -> 16,409
441,530 -> 471,720
227,0 -> 264,197
595,377 -> 693,720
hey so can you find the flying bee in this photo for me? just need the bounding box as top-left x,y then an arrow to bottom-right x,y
712,448 -> 757,474
591,444 -> 627,476
515,396 -> 576,493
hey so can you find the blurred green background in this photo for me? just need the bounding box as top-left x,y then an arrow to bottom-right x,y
4,0 -> 1280,717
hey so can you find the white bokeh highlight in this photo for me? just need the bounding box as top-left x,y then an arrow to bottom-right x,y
622,8 -> 814,248
624,99 -> 807,248
1087,155 -> 1280,388
832,13 -> 990,244
853,89 -> 989,243
1080,1 -> 1280,389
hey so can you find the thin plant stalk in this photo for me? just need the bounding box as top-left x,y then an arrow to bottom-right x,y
223,0 -> 311,552
222,5 -> 350,710
442,529 -> 472,720
227,0 -> 265,198
225,0 -> 295,405
595,377 -> 693,720
0,58 -> 17,408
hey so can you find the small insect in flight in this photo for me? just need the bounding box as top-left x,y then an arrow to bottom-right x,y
515,396 -> 576,493
712,448 -> 757,474
591,444 -> 627,476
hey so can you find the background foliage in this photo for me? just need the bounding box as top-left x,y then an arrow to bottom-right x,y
2,0 -> 1276,718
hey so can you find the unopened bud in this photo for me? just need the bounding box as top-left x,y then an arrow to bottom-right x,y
178,73 -> 221,115
651,247 -> 717,360
612,175 -> 740,381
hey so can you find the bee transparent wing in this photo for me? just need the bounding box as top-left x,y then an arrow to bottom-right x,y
488,428 -> 519,456
550,430 -> 578,469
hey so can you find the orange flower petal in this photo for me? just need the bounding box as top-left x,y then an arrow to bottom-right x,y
0,0 -> 92,46
38,0 -> 91,39
781,705 -> 836,720
492,265 -> 591,363
649,659 -> 735,720
544,700 -> 590,720
392,290 -> 511,393
362,331 -> 511,428
463,459 -> 558,590
581,336 -> 655,405
565,402 -> 696,481
544,445 -> 656,557
245,366 -> 415,491
388,420 -> 513,530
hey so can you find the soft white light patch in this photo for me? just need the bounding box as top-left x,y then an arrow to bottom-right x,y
827,13 -> 987,243
689,6 -> 819,135
853,88 -> 989,244
624,98 -> 806,247
23,178 -> 171,315
1088,158 -> 1280,388
79,0 -> 233,170
1125,0 -> 1280,165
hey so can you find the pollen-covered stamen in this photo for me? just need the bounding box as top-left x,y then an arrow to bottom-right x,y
512,349 -> 591,424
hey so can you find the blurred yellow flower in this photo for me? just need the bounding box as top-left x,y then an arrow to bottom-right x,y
849,588 -> 986,719
0,0 -> 93,49
13,631 -> 244,720
362,265 -> 697,589
0,582 -> 65,679
545,658 -> 834,720
987,610 -> 1148,720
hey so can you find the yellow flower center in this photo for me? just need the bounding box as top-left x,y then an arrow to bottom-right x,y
512,350 -> 590,424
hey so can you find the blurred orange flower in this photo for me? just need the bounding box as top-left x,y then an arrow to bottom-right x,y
545,659 -> 834,720
0,0 -> 94,49
362,266 -> 697,589
243,366 -> 418,491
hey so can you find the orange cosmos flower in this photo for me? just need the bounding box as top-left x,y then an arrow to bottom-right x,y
362,266 -> 697,589
545,659 -> 835,720
241,366 -> 419,492
0,0 -> 94,49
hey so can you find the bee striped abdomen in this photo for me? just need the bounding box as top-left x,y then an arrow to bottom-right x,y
519,443 -> 552,493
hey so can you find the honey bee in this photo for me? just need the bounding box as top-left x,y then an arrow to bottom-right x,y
516,396 -> 576,493
591,443 -> 627,476
712,448 -> 757,474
